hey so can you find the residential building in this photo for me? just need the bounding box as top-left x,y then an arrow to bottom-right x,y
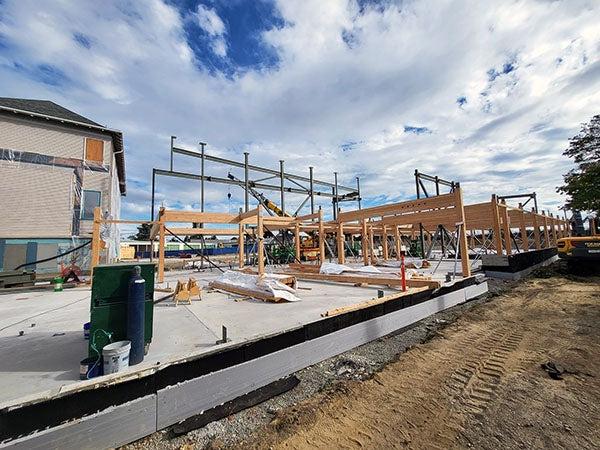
0,98 -> 126,273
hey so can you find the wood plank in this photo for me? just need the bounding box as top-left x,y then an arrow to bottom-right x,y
280,271 -> 441,289
321,286 -> 431,317
166,227 -> 241,236
162,211 -> 238,224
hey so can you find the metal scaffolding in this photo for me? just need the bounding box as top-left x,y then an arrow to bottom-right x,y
150,139 -> 361,220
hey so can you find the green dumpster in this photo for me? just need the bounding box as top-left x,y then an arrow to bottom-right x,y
88,262 -> 155,358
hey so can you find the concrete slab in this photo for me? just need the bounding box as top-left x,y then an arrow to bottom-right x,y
0,264 -> 477,409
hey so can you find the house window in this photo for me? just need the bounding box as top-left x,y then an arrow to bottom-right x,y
81,190 -> 101,220
85,138 -> 104,163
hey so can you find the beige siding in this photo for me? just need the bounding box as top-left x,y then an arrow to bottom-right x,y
0,161 -> 73,238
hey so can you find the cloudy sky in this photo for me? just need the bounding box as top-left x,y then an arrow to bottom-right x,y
1,0 -> 599,222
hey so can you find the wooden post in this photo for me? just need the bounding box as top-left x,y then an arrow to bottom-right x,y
257,206 -> 265,276
294,223 -> 301,261
337,221 -> 345,264
318,208 -> 325,263
454,187 -> 471,277
158,210 -> 165,283
500,202 -> 512,255
90,206 -> 101,275
361,219 -> 369,266
368,224 -> 375,265
491,195 -> 503,255
518,207 -> 529,251
531,208 -> 541,250
394,225 -> 401,261
550,214 -> 557,245
238,223 -> 245,268
382,224 -> 389,260
542,212 -> 550,248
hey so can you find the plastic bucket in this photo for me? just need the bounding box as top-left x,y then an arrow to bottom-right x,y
102,341 -> 131,374
83,322 -> 90,340
80,357 -> 101,380
53,277 -> 63,292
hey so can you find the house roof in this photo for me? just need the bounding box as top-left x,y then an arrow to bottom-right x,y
0,97 -> 126,195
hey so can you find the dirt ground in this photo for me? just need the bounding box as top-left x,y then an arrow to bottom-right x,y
231,273 -> 600,449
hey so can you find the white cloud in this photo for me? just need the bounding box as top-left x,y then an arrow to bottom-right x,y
195,4 -> 228,57
0,0 -> 598,220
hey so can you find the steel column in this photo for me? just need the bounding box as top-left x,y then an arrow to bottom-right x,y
244,152 -> 249,212
309,166 -> 315,214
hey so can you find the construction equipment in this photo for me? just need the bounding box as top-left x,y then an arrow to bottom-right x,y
227,173 -> 289,217
557,216 -> 600,264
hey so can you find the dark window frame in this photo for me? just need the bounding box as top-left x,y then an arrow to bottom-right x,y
81,190 -> 101,220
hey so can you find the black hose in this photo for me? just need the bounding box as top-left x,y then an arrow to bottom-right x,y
164,228 -> 225,273
13,240 -> 91,271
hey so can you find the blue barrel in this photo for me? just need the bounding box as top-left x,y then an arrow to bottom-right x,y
127,266 -> 145,365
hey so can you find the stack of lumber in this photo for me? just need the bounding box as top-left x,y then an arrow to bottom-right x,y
209,270 -> 300,303
281,263 -> 441,289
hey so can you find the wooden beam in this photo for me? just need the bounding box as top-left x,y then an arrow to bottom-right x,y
158,218 -> 165,283
281,271 -> 441,289
543,213 -> 550,248
382,224 -> 389,260
531,208 -> 541,250
166,227 -> 241,236
368,224 -> 375,265
361,219 -> 369,265
337,221 -> 345,264
321,286 -> 431,317
318,209 -> 325,263
454,187 -> 471,277
491,195 -> 503,255
162,211 -> 238,224
518,208 -> 529,251
90,207 -> 101,274
238,207 -> 260,222
257,206 -> 265,276
500,203 -> 512,255
238,223 -> 244,269
295,223 -> 301,260
394,225 -> 401,261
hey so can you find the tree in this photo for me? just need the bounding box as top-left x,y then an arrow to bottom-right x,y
133,223 -> 152,241
557,114 -> 600,215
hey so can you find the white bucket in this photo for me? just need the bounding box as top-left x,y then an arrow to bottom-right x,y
102,340 -> 131,374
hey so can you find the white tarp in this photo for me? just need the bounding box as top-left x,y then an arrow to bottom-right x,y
215,270 -> 301,302
378,258 -> 426,269
319,262 -> 382,275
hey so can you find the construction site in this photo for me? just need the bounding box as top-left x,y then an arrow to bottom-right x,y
0,2 -> 599,447
1,114 -> 598,450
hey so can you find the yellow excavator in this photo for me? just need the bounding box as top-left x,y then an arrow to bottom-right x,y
228,173 -> 320,260
557,216 -> 600,263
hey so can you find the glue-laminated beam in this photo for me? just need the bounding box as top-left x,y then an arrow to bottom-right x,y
91,207 -> 101,274
454,188 -> 471,277
295,223 -> 301,260
542,214 -> 550,248
158,219 -> 165,283
238,224 -> 244,269
257,207 -> 265,276
162,210 -> 238,224
491,195 -> 503,255
361,219 -> 369,265
166,228 -> 240,236
518,208 -> 529,251
394,225 -> 401,261
337,221 -> 345,264
382,224 -> 389,260
318,209 -> 325,263
336,193 -> 456,223
500,203 -> 512,255
531,209 -> 541,250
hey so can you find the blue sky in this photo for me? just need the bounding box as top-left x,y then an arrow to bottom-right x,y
0,0 -> 599,224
